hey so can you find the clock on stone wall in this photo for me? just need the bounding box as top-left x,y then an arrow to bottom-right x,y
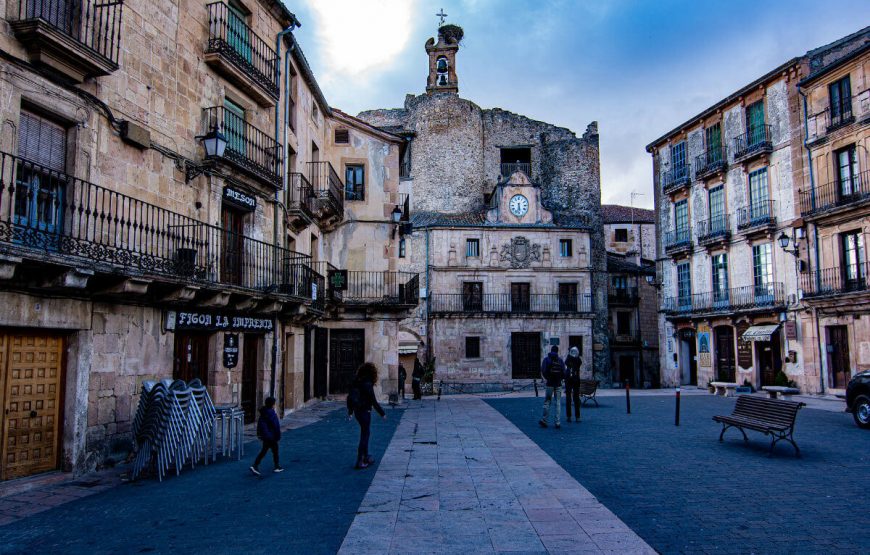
509,194 -> 529,217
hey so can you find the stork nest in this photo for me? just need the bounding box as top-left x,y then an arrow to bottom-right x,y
438,24 -> 464,44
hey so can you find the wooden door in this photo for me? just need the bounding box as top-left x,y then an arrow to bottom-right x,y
826,326 -> 851,389
511,332 -> 541,379
714,327 -> 736,382
173,333 -> 210,385
241,334 -> 260,423
221,207 -> 245,286
1,333 -> 64,480
329,330 -> 364,394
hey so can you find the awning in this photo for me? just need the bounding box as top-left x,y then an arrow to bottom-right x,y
398,330 -> 419,355
398,344 -> 418,355
742,324 -> 780,342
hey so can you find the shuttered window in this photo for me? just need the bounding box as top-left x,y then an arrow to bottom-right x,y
19,110 -> 66,171
334,129 -> 349,144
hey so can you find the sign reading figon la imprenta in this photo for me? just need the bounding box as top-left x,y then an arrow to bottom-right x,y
165,310 -> 273,332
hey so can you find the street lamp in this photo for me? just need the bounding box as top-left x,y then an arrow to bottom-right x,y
778,231 -> 800,256
391,204 -> 403,223
185,124 -> 228,182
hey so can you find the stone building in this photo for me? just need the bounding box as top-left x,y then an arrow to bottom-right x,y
358,24 -> 608,387
647,26 -> 868,392
0,0 -> 416,481
601,205 -> 659,387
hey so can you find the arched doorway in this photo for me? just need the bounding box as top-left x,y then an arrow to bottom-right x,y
714,326 -> 736,382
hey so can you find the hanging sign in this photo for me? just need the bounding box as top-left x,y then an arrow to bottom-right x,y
784,320 -> 797,340
736,321 -> 753,369
328,269 -> 348,291
223,186 -> 257,212
223,333 -> 239,368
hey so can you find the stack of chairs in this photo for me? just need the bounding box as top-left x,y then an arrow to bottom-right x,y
130,379 -> 218,481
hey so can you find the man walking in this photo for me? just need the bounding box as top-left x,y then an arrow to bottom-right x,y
564,346 -> 582,422
398,364 -> 407,400
539,346 -> 566,429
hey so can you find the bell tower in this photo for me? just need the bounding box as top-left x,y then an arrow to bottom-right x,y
425,14 -> 462,94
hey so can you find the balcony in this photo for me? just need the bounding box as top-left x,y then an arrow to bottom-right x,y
500,162 -> 531,180
801,263 -> 870,299
0,151 -> 315,306
736,200 -> 776,237
311,261 -> 342,304
697,214 -> 731,249
608,287 -> 639,306
204,1 -> 279,107
306,161 -> 344,226
609,331 -> 642,346
663,283 -> 786,317
826,104 -> 855,134
799,170 -> 870,218
663,227 -> 692,257
429,293 -> 593,316
662,164 -> 691,195
9,0 -> 123,82
694,147 -> 728,181
733,125 -> 773,163
203,106 -> 282,187
337,271 -> 419,308
285,172 -> 316,231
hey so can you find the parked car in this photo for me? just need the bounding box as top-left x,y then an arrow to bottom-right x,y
846,370 -> 870,429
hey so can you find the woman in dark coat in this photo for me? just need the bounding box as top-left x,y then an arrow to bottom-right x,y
348,362 -> 386,469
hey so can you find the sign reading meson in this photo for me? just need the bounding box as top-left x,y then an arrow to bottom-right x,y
166,311 -> 273,332
223,186 -> 257,212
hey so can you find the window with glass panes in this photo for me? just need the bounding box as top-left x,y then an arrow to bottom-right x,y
559,239 -> 572,257
748,168 -> 769,219
15,110 -> 67,234
558,282 -> 578,312
462,282 -> 483,310
708,185 -> 725,232
677,262 -> 691,306
746,101 -> 765,142
674,200 -> 689,240
345,164 -> 364,200
712,253 -> 729,302
466,238 -> 480,258
829,75 -> 852,122
398,237 -> 406,258
752,243 -> 774,294
841,230 -> 865,288
223,98 -> 246,155
616,312 -> 632,335
835,145 -> 859,197
671,141 -> 686,173
705,123 -> 722,162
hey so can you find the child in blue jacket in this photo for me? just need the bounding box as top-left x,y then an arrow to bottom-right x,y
250,397 -> 283,475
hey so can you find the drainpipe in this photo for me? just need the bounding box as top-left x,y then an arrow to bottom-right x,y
798,86 -> 825,395
270,20 -> 300,400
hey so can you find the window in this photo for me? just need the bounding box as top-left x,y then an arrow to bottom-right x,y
465,337 -> 481,359
670,141 -> 686,171
748,168 -> 770,220
841,230 -> 866,290
223,98 -> 246,155
345,164 -> 364,201
616,312 -> 632,335
311,141 -> 319,162
712,253 -> 729,304
500,147 -> 532,178
568,335 -> 583,354
708,185 -> 726,232
221,205 -> 246,285
226,0 -> 251,62
399,140 -> 411,178
312,102 -> 319,123
511,282 -> 531,312
614,228 -> 628,243
560,238 -> 573,257
677,262 -> 691,309
398,237 -> 406,258
674,199 -> 689,241
559,282 -> 578,312
746,100 -> 765,142
334,129 -> 349,144
705,123 -> 722,161
15,109 -> 68,235
835,145 -> 859,198
611,275 -> 628,291
462,282 -> 483,311
829,75 -> 852,125
466,238 -> 480,258
287,69 -> 297,132
752,243 -> 774,300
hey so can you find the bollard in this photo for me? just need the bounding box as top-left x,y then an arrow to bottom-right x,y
625,380 -> 631,414
534,378 -> 539,397
675,386 -> 681,426
437,381 -> 442,401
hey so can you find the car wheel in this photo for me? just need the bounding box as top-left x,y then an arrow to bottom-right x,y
853,395 -> 870,429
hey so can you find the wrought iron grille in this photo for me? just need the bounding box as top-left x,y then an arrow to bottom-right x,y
203,106 -> 282,186
662,164 -> 691,193
663,227 -> 692,250
799,169 -> 870,216
736,200 -> 775,230
662,283 -> 785,315
286,172 -> 316,218
338,271 -> 419,306
694,147 -> 728,177
697,214 -> 730,243
801,262 -> 870,298
733,124 -> 773,160
306,161 -> 344,220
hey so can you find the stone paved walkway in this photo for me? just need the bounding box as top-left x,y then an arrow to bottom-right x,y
339,397 -> 653,554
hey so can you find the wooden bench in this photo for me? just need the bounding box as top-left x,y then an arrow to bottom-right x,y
713,395 -> 805,457
761,386 -> 800,400
711,381 -> 739,397
577,379 -> 599,407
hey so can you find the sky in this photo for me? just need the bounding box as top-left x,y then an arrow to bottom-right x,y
286,0 -> 868,209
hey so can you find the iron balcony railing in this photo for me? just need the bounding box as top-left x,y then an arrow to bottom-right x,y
697,214 -> 730,244
801,262 -> 870,298
799,169 -> 870,216
0,151 -> 314,300
662,164 -> 691,193
694,147 -> 728,178
429,293 -> 593,315
203,106 -> 282,186
663,283 -> 785,316
338,271 -> 419,306
609,331 -> 642,345
286,172 -> 316,218
736,200 -> 775,230
500,162 -> 531,179
205,1 -> 279,96
312,261 -> 342,303
827,103 -> 854,133
306,161 -> 344,220
663,227 -> 692,251
608,287 -> 639,305
12,0 -> 124,65
733,124 -> 773,160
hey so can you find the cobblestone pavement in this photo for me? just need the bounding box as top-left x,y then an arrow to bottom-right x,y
487,394 -> 870,554
0,401 -> 399,554
339,397 -> 653,554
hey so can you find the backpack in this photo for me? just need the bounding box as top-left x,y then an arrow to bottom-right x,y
546,357 -> 565,382
346,382 -> 362,414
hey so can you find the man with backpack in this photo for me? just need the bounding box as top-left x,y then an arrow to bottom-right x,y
539,345 -> 566,429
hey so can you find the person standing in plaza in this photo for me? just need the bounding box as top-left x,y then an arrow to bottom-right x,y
564,346 -> 582,422
411,357 -> 424,400
249,397 -> 283,476
539,346 -> 566,429
348,362 -> 386,470
398,363 -> 407,400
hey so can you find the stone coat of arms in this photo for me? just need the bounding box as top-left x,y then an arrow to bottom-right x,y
500,236 -> 541,269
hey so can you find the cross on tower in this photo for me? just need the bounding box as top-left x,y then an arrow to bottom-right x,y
436,8 -> 448,26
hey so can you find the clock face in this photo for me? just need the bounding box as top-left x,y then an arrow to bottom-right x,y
509,194 -> 529,217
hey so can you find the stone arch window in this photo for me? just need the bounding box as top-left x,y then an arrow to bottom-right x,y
435,56 -> 449,86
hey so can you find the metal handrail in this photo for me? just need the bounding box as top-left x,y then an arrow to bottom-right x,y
306,161 -> 344,220
203,106 -> 282,185
799,169 -> 870,216
733,124 -> 773,159
801,262 -> 870,298
663,283 -> 786,315
736,200 -> 775,230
